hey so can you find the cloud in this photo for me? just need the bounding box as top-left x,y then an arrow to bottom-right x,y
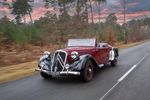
90,0 -> 150,24
0,7 -> 9,12
26,7 -> 54,22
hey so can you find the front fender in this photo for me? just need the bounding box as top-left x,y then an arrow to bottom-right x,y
71,54 -> 98,71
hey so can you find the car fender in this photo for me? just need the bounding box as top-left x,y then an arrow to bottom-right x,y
74,54 -> 98,71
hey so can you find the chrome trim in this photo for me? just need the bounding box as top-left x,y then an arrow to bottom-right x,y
98,64 -> 104,68
51,50 -> 67,72
35,68 -> 48,73
60,71 -> 80,75
35,68 -> 80,75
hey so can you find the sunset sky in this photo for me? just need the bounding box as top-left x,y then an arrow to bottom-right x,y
0,0 -> 150,24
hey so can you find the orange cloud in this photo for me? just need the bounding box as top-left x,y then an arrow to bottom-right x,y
25,7 -> 54,22
0,7 -> 10,12
92,11 -> 150,24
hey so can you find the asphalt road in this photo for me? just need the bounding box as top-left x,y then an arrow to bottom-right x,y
0,41 -> 150,100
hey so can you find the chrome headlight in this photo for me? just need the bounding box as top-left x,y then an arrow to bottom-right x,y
71,51 -> 79,61
39,51 -> 51,61
39,61 -> 49,70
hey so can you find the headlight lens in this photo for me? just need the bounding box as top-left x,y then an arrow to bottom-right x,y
71,51 -> 79,61
40,55 -> 48,61
39,62 -> 49,70
39,62 -> 45,67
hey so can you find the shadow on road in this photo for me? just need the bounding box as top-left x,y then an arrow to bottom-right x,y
40,65 -> 115,84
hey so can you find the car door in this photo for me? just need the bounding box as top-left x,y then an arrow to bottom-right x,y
95,43 -> 109,64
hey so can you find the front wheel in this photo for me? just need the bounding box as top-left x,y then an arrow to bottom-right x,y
40,72 -> 52,79
81,60 -> 94,82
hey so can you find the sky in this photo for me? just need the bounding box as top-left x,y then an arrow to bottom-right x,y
0,0 -> 150,24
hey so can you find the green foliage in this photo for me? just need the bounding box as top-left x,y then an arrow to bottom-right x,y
0,22 -> 43,43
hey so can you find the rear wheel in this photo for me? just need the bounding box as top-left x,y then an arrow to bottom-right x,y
81,60 -> 94,82
40,72 -> 52,79
111,58 -> 117,67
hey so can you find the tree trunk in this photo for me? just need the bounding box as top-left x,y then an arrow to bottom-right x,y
23,16 -> 26,24
97,1 -> 101,41
76,0 -> 80,17
123,0 -> 127,44
84,0 -> 88,24
28,11 -> 33,24
89,0 -> 94,24
98,2 -> 101,23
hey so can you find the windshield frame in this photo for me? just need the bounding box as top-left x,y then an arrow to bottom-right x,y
67,39 -> 96,47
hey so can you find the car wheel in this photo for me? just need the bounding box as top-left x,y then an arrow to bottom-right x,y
111,58 -> 117,67
40,72 -> 52,79
81,60 -> 94,82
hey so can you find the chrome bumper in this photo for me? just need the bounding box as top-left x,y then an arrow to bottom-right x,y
35,68 -> 80,75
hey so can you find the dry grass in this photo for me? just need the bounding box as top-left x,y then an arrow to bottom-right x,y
116,40 -> 149,50
0,40 -> 149,83
0,61 -> 37,83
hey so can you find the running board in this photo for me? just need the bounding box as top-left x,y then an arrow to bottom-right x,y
99,64 -> 104,68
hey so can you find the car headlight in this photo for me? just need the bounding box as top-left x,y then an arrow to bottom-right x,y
39,51 -> 51,61
71,51 -> 79,61
39,61 -> 45,67
43,65 -> 49,70
39,62 -> 49,70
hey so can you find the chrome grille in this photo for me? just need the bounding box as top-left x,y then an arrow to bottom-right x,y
51,50 -> 67,72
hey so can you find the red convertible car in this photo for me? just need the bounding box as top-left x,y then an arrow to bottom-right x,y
36,38 -> 119,82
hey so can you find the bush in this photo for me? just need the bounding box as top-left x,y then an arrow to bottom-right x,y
1,23 -> 43,43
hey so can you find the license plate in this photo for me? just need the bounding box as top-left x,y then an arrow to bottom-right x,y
51,72 -> 60,76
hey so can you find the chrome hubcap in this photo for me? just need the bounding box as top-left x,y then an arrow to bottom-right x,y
87,66 -> 92,79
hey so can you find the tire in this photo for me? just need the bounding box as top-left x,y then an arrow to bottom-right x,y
111,58 -> 117,67
81,60 -> 94,82
113,48 -> 119,57
40,72 -> 52,79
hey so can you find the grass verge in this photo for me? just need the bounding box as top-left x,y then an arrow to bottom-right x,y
116,40 -> 149,50
0,61 -> 37,83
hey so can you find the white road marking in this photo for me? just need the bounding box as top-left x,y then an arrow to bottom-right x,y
99,81 -> 119,100
118,64 -> 137,82
99,51 -> 150,100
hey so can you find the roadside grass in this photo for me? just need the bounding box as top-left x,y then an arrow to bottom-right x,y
0,40 -> 149,84
0,61 -> 37,83
116,40 -> 148,50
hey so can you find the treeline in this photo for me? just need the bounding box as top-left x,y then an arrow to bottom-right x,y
0,0 -> 150,45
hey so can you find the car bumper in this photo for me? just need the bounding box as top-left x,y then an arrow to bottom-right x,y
35,68 -> 80,76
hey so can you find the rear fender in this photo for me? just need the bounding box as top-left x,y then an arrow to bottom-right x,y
109,50 -> 115,61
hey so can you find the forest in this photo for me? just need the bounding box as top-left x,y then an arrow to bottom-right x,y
0,0 -> 150,45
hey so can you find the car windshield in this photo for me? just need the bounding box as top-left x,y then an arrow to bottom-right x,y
67,39 -> 96,47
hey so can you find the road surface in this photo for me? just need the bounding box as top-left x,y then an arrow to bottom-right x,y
0,41 -> 150,100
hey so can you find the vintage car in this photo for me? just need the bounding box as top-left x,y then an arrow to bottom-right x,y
36,38 -> 119,82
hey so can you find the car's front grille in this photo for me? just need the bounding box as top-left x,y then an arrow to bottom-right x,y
51,50 -> 67,72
